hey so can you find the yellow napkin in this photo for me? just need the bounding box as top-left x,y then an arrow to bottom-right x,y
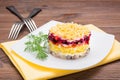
0,24 -> 120,80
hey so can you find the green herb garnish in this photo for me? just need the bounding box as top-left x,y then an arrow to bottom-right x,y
24,32 -> 48,60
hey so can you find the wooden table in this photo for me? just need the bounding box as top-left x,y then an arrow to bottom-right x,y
0,0 -> 120,80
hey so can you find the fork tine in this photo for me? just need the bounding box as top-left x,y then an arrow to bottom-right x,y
29,18 -> 37,29
23,19 -> 33,32
27,19 -> 35,31
24,19 -> 35,32
13,23 -> 24,39
24,18 -> 37,32
8,23 -> 18,39
11,23 -> 21,39
11,23 -> 22,39
8,22 -> 24,39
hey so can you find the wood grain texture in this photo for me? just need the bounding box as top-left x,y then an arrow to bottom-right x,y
0,0 -> 120,80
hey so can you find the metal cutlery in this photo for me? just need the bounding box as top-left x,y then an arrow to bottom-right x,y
6,6 -> 41,39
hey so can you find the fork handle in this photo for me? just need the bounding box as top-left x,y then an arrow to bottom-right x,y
28,8 -> 42,18
6,6 -> 23,21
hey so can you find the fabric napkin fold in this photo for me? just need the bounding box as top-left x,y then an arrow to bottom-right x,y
0,24 -> 120,80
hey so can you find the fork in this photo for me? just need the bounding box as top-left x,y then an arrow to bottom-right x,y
8,21 -> 24,39
7,6 -> 41,39
7,6 -> 40,32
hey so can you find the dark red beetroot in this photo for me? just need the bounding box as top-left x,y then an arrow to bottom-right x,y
48,33 -> 91,46
84,35 -> 90,44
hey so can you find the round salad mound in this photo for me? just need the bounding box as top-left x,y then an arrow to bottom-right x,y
48,23 -> 91,59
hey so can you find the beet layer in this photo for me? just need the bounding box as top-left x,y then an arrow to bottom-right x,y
48,33 -> 91,46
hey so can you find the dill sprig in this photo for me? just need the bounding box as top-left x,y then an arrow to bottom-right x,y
24,32 -> 48,60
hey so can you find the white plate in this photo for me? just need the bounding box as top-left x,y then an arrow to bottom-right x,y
11,20 -> 114,70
